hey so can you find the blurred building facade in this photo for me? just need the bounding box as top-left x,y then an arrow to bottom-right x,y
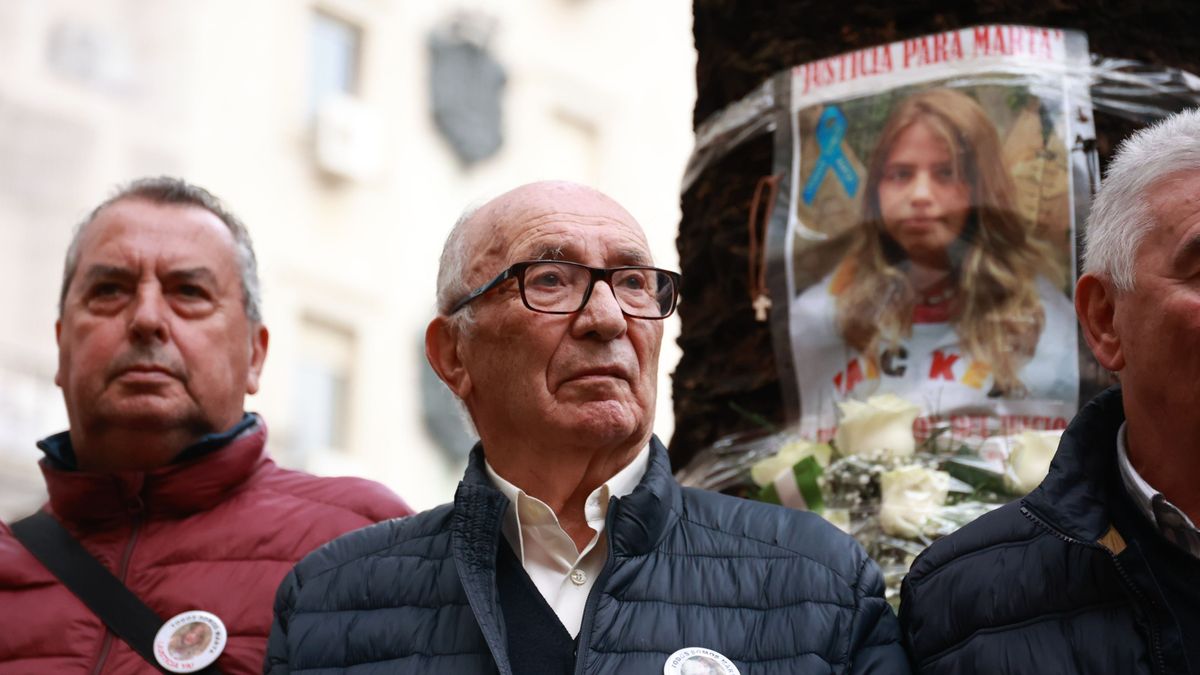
0,0 -> 695,518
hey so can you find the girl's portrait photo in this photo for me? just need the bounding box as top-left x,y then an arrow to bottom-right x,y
167,621 -> 213,661
788,84 -> 1078,437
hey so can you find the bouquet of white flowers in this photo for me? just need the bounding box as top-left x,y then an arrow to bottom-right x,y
675,394 -> 1064,603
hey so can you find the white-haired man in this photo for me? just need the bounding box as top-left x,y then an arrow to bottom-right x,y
899,110 -> 1200,673
266,181 -> 910,674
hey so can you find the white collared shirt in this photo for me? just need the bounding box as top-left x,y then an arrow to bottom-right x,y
1116,423 -> 1200,559
484,445 -> 650,637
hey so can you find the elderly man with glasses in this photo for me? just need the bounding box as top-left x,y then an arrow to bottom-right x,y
265,181 -> 908,675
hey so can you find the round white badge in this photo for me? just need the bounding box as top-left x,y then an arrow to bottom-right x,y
664,647 -> 741,675
153,610 -> 226,673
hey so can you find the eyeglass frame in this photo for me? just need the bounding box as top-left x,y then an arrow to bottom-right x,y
447,260 -> 682,319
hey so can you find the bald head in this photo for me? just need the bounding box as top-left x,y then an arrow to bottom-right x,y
425,179 -> 664,463
436,181 -> 646,318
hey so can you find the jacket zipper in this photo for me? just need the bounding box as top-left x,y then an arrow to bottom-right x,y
1020,506 -> 1167,675
572,498 -> 619,675
90,497 -> 145,675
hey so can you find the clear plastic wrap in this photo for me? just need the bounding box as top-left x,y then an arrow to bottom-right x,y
678,25 -> 1200,600
683,79 -> 777,192
678,404 -> 1062,602
684,46 -> 1200,195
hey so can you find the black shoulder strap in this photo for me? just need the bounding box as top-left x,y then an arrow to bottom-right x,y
11,510 -> 220,674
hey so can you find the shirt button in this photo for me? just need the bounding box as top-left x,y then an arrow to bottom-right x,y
570,569 -> 588,585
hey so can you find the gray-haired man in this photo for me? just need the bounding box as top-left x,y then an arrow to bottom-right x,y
0,177 -> 410,674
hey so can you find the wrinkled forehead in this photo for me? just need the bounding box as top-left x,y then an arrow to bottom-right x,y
79,198 -> 237,258
1143,170 -> 1200,260
68,198 -> 243,298
464,186 -> 652,279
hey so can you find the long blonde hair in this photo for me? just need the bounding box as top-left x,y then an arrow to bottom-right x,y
833,89 -> 1063,395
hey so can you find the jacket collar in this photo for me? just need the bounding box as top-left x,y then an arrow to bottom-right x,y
449,434 -> 680,675
608,435 -> 682,556
1023,387 -> 1126,542
456,435 -> 680,556
37,413 -> 270,525
1025,387 -> 1194,675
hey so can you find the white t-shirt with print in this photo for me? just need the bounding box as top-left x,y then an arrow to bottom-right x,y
788,274 -> 1079,441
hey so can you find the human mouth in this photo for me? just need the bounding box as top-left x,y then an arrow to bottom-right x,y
900,217 -> 944,231
113,364 -> 179,384
562,365 -> 631,386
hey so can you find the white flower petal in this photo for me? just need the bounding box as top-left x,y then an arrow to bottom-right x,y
835,394 -> 920,459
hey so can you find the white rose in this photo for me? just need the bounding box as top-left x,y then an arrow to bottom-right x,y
835,394 -> 920,459
1005,429 -> 1062,495
749,438 -> 832,487
879,465 -> 950,539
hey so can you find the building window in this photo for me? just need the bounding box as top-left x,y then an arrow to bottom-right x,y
290,317 -> 355,463
428,13 -> 505,166
308,10 -> 362,117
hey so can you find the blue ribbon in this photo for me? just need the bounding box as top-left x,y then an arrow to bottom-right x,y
802,105 -> 859,205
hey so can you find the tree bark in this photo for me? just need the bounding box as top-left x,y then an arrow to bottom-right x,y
672,0 -> 1200,469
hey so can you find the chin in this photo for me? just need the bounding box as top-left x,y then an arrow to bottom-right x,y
560,402 -> 648,446
92,402 -> 207,433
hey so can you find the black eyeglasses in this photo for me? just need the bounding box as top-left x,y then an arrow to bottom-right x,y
449,260 -> 681,319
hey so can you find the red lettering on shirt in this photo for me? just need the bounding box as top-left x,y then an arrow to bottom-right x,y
929,350 -> 960,380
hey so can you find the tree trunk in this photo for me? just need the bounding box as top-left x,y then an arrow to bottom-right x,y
672,0 -> 1200,469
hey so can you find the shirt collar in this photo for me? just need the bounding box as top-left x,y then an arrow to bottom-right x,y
484,444 -> 651,562
1116,423 -> 1160,525
1116,422 -> 1200,558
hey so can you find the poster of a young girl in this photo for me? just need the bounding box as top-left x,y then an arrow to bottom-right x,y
785,81 -> 1082,441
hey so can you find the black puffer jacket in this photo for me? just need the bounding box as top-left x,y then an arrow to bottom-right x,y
266,437 -> 909,674
899,388 -> 1193,674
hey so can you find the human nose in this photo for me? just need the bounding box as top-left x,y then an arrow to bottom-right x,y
909,171 -> 934,205
128,284 -> 169,343
571,279 -> 628,341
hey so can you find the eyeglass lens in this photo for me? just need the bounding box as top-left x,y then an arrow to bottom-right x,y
521,262 -> 675,317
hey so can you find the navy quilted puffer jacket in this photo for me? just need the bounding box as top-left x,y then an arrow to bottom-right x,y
265,437 -> 909,674
899,388 -> 1194,674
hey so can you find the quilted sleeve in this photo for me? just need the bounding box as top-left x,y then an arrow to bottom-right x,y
263,567 -> 299,675
847,555 -> 912,674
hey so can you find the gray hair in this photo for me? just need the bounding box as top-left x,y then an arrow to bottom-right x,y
435,203 -> 482,327
60,176 -> 263,323
1084,107 -> 1200,290
433,204 -> 484,424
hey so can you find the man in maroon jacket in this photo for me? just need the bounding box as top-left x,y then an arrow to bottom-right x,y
0,177 -> 411,674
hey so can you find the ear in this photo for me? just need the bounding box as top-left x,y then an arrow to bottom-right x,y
1075,273 -> 1124,372
244,324 -> 269,395
54,319 -> 64,387
425,316 -> 472,399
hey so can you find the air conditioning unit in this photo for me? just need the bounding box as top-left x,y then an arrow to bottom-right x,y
313,93 -> 383,181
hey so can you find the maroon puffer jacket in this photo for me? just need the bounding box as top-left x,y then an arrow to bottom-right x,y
0,416 -> 412,674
